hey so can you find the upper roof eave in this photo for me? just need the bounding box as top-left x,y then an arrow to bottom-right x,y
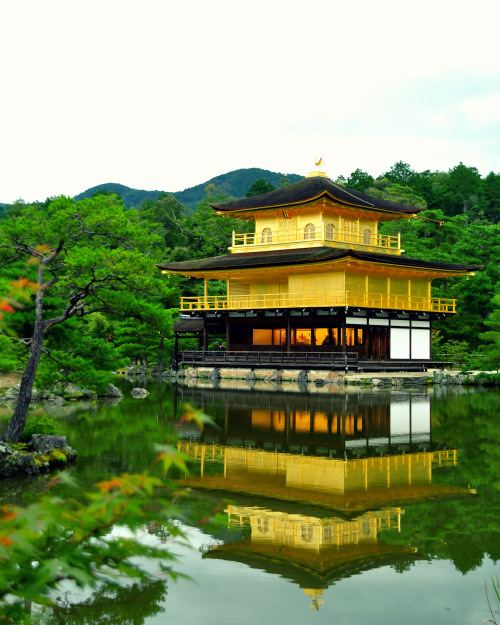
209,176 -> 424,216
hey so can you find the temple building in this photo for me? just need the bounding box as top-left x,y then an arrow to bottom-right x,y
158,167 -> 481,370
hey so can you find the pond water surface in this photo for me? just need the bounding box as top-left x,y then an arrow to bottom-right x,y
4,379 -> 500,625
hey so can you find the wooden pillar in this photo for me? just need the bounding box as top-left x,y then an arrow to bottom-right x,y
285,402 -> 290,446
226,318 -> 230,350
342,321 -> 347,355
286,315 -> 291,355
224,404 -> 229,442
204,277 -> 208,307
203,325 -> 207,351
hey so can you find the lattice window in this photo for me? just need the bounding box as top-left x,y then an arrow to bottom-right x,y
301,525 -> 313,542
304,223 -> 315,240
325,223 -> 335,240
261,227 -> 272,243
257,518 -> 269,533
343,221 -> 357,242
279,218 -> 297,230
363,229 -> 372,245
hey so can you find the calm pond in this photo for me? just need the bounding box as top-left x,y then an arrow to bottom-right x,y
3,379 -> 500,624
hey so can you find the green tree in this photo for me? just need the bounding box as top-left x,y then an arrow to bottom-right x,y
138,193 -> 188,250
366,182 -> 427,209
113,302 -> 177,370
245,178 -> 275,197
383,161 -> 416,186
479,171 -> 500,223
472,293 -> 500,369
346,168 -> 374,192
0,194 -> 176,443
183,194 -> 253,260
443,162 -> 482,217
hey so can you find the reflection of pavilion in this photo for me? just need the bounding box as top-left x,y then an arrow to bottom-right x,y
177,388 -> 472,609
186,447 -> 465,609
204,504 -> 417,609
179,442 -> 460,512
176,387 -> 435,458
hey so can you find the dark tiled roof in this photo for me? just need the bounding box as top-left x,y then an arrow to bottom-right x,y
173,318 -> 204,332
157,247 -> 481,274
210,176 -> 423,214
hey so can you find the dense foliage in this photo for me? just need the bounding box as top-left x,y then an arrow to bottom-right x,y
0,194 -> 179,441
246,177 -> 275,197
0,407 -> 215,624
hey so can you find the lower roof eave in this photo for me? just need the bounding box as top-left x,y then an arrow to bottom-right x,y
182,307 -> 451,320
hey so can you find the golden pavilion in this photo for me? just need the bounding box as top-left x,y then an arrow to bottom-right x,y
158,167 -> 480,370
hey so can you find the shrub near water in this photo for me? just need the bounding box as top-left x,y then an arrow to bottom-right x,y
19,413 -> 59,442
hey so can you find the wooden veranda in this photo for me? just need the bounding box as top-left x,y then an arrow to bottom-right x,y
176,350 -> 451,373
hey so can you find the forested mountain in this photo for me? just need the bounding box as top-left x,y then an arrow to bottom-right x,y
73,168 -> 302,211
174,168 -> 302,209
74,183 -> 161,209
0,204 -> 7,219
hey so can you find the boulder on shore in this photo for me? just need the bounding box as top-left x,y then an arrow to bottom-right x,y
0,435 -> 77,479
2,384 -> 42,401
103,384 -> 123,398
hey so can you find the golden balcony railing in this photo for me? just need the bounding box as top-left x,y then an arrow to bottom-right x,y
231,226 -> 401,252
179,291 -> 456,313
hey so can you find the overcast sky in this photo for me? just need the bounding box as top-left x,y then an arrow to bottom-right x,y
1,0 -> 499,204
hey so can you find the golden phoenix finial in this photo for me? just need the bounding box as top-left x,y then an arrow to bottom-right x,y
314,156 -> 324,168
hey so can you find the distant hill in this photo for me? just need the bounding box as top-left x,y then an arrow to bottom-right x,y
0,203 -> 7,219
73,183 -> 163,210
174,168 -> 302,210
73,168 -> 302,211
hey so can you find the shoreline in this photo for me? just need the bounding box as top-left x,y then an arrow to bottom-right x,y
175,366 -> 480,388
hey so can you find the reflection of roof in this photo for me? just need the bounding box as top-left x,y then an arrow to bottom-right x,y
210,176 -> 423,215
203,540 -> 420,588
158,246 -> 481,274
182,471 -> 471,514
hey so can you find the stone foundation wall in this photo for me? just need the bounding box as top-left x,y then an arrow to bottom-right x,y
179,366 -> 476,388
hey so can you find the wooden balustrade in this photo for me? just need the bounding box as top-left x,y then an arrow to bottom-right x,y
179,292 -> 456,313
231,225 -> 400,251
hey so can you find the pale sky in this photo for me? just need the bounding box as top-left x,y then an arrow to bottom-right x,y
1,0 -> 499,204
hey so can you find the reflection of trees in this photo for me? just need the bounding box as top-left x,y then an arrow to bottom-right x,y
53,382 -> 179,489
431,390 -> 500,493
39,580 -> 167,625
383,389 -> 500,574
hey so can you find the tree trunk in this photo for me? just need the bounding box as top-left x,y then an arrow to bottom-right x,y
2,265 -> 46,444
156,335 -> 164,369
